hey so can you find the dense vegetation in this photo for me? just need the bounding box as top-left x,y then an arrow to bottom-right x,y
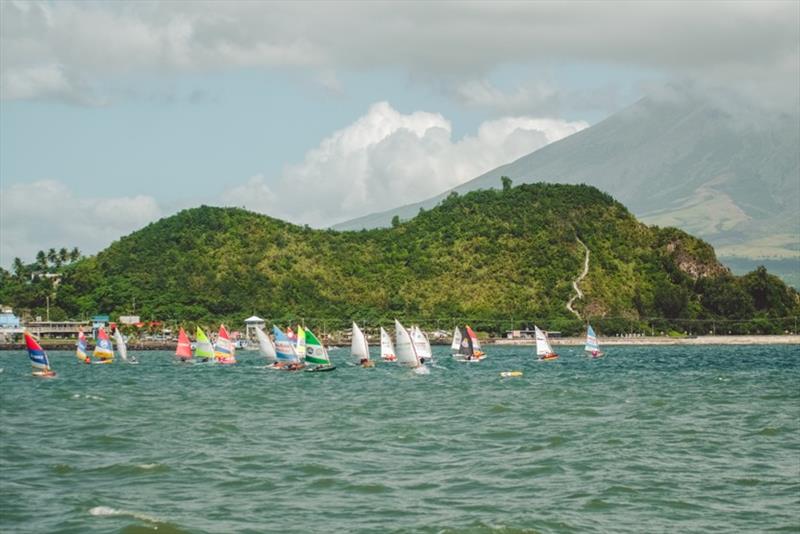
1,183 -> 797,336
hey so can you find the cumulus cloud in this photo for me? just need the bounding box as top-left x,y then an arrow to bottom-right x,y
0,180 -> 162,265
222,102 -> 588,226
1,1 -> 797,110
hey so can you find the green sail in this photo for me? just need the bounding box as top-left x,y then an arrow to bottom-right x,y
195,327 -> 214,359
303,328 -> 330,365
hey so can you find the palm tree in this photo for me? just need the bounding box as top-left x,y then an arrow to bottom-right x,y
69,247 -> 81,262
12,257 -> 25,278
47,248 -> 57,267
58,247 -> 69,265
35,250 -> 47,270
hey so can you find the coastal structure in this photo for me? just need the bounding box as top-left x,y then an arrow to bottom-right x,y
244,315 -> 266,343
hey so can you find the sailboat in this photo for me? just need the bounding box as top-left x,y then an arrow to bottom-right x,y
351,322 -> 373,367
380,326 -> 396,362
450,326 -> 462,355
269,325 -> 305,371
214,325 -> 236,364
411,325 -> 433,363
294,326 -> 306,361
454,325 -> 487,362
304,327 -> 336,372
93,327 -> 114,364
254,326 -> 277,363
534,325 -> 559,361
395,319 -> 429,373
114,327 -> 137,364
175,327 -> 192,362
76,329 -> 90,364
25,331 -> 56,377
584,324 -> 604,358
194,327 -> 214,362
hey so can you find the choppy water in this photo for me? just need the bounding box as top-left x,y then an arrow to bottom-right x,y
1,345 -> 798,533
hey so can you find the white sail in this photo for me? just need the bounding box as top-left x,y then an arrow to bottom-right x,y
450,326 -> 462,351
255,326 -> 277,362
380,327 -> 395,360
394,319 -> 419,366
351,322 -> 370,361
411,326 -> 432,360
113,328 -> 128,361
534,325 -> 554,356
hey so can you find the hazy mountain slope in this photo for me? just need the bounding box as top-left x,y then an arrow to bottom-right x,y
334,95 -> 800,270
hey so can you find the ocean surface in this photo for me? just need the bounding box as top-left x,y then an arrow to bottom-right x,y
1,345 -> 798,533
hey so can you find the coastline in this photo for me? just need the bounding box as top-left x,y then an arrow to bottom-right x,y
495,335 -> 800,346
1,334 -> 798,351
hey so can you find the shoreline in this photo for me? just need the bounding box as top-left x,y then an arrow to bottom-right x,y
0,334 -> 798,351
495,335 -> 800,346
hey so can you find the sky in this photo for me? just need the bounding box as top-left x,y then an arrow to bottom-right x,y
1,0 -> 798,266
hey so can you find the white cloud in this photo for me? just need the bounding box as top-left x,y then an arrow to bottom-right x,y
0,180 -> 162,265
1,1 -> 797,110
222,102 -> 588,226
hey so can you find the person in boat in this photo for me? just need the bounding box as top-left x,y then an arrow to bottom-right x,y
84,356 -> 91,364
591,350 -> 599,357
419,357 -> 426,365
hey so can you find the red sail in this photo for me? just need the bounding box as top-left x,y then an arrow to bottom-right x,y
175,327 -> 192,358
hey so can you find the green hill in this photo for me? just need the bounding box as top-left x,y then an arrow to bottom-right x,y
2,183 -> 797,335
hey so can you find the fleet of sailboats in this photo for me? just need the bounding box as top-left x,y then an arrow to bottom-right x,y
18,318 -> 612,376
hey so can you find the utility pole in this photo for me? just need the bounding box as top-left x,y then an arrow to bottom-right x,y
46,296 -> 50,322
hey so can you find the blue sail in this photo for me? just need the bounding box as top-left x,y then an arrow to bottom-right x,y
584,324 -> 600,352
273,326 -> 300,362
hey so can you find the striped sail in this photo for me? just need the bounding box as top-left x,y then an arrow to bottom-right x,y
176,327 -> 192,360
304,328 -> 330,365
466,326 -> 482,352
394,319 -> 420,367
214,325 -> 236,363
534,325 -> 554,357
254,326 -> 277,362
76,329 -> 88,362
25,331 -> 53,373
351,322 -> 370,362
273,326 -> 300,362
450,326 -> 462,352
93,327 -> 114,362
380,327 -> 396,361
585,324 -> 600,353
194,327 -> 214,359
113,328 -> 129,362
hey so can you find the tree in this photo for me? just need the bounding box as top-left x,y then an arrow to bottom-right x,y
391,215 -> 400,228
69,247 -> 81,262
58,247 -> 69,265
47,248 -> 57,267
501,176 -> 513,192
35,250 -> 47,270
12,257 -> 25,278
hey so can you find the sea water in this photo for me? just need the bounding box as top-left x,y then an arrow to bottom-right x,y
1,345 -> 798,533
